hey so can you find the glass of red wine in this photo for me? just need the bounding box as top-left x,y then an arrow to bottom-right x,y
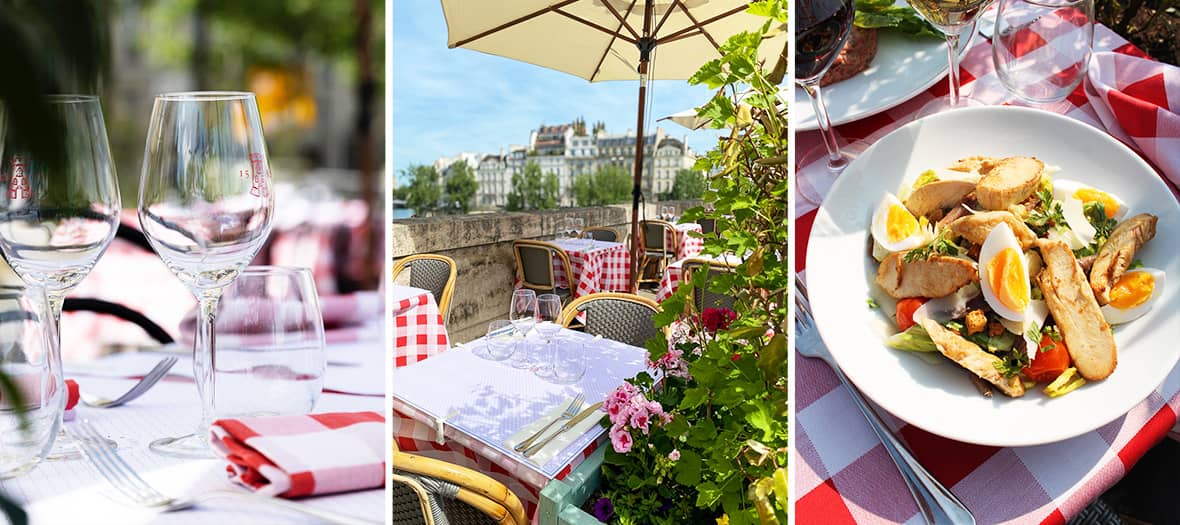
796,0 -> 856,202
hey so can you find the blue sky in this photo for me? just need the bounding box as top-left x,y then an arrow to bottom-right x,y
390,2 -> 726,183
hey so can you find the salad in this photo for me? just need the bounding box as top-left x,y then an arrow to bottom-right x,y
869,156 -> 1162,398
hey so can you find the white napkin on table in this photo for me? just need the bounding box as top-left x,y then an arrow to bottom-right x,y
503,397 -> 605,466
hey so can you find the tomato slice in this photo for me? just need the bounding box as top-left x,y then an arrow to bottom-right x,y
896,298 -> 927,332
1022,333 -> 1071,382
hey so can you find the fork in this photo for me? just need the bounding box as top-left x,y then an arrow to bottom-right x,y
795,275 -> 975,525
81,356 -> 178,408
513,393 -> 585,452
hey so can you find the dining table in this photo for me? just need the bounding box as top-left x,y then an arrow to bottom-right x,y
547,238 -> 631,298
655,252 -> 742,303
390,327 -> 649,519
5,335 -> 386,525
667,222 -> 704,261
391,284 -> 450,368
794,21 -> 1180,525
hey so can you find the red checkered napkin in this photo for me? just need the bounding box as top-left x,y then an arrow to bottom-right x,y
209,411 -> 385,498
1087,52 -> 1180,191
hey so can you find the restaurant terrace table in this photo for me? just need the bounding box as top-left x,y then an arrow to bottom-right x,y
7,338 -> 386,524
391,328 -> 649,519
794,24 -> 1180,525
668,222 -> 704,260
548,238 -> 630,298
391,284 -> 450,368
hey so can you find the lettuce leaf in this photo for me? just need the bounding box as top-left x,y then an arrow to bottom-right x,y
855,0 -> 941,39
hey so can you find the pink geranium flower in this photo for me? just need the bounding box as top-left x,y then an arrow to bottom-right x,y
609,425 -> 633,453
668,449 -> 681,461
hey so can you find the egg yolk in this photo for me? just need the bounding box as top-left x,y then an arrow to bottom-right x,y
988,248 -> 1029,313
1109,272 -> 1155,309
1073,188 -> 1119,218
886,204 -> 919,243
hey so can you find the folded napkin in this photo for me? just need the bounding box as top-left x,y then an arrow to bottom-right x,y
209,411 -> 385,498
502,398 -> 605,466
1086,52 -> 1180,191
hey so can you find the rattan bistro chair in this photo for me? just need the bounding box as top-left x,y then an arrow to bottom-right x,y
637,219 -> 679,286
682,257 -> 740,313
392,254 -> 458,321
512,240 -> 572,302
696,218 -> 716,235
559,292 -> 661,348
393,446 -> 528,525
581,227 -> 618,242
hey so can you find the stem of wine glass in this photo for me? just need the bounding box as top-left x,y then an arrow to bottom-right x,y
194,292 -> 221,433
799,80 -> 848,174
944,31 -> 964,107
46,293 -> 64,325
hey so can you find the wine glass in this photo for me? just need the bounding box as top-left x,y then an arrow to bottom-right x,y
0,95 -> 121,459
533,294 -> 563,380
795,0 -> 856,193
908,0 -> 992,114
572,218 -> 585,240
484,319 -> 515,361
508,289 -> 537,369
0,285 -> 63,478
993,0 -> 1093,105
139,91 -> 274,458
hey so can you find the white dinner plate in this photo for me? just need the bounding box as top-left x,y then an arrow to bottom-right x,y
795,19 -> 976,131
806,106 -> 1180,447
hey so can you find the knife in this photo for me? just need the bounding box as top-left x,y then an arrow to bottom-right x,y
522,401 -> 605,457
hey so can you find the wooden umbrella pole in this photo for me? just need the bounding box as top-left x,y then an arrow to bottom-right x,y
627,0 -> 656,294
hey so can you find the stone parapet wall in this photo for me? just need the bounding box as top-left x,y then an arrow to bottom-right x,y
391,201 -> 700,342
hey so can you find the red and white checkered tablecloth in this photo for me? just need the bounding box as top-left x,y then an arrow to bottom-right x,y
795,25 -> 1180,525
392,401 -> 601,521
670,223 -> 704,260
548,239 -> 630,297
391,285 -> 449,368
656,259 -> 688,303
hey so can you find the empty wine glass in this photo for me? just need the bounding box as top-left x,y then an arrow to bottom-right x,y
796,0 -> 856,201
508,289 -> 537,369
573,218 -> 585,240
139,91 -> 274,458
0,285 -> 62,478
533,294 -> 563,380
484,319 -> 515,361
994,0 -> 1093,104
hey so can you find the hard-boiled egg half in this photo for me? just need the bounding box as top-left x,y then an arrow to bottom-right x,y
1053,180 -> 1128,245
979,222 -> 1032,322
1101,268 -> 1165,324
871,193 -> 930,252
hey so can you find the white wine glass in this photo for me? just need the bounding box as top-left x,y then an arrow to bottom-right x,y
508,289 -> 537,370
533,294 -> 563,380
0,95 -> 121,460
139,91 -> 274,458
908,0 -> 992,115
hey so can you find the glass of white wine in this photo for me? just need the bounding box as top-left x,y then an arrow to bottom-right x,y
139,92 -> 274,458
907,0 -> 992,114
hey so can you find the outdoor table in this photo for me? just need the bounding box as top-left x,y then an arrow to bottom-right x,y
655,253 -> 742,303
391,284 -> 450,368
668,222 -> 703,260
391,328 -> 648,519
548,239 -> 630,298
794,24 -> 1180,524
8,338 -> 386,524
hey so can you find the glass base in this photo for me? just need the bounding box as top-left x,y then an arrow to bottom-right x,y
150,432 -> 213,459
796,140 -> 870,206
914,95 -> 987,119
45,431 -> 117,461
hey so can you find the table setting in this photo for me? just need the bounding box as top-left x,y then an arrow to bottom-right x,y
794,0 -> 1180,522
391,289 -> 650,518
0,91 -> 384,524
546,237 -> 630,298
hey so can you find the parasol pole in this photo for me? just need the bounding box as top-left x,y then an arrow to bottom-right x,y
627,0 -> 656,294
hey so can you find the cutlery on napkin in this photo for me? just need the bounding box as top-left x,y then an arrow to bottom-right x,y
503,400 -> 605,465
209,412 -> 385,497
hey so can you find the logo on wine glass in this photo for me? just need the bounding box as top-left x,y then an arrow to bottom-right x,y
8,156 -> 30,200
239,153 -> 270,198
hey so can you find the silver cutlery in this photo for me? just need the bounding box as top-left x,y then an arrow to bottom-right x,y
524,401 -> 604,457
795,275 -> 975,525
514,393 -> 585,452
81,356 -> 178,408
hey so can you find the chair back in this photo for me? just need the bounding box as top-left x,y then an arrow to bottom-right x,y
392,473 -> 434,525
512,240 -> 571,296
696,218 -> 716,235
582,227 -> 618,242
392,254 -> 457,320
393,447 -> 528,525
682,258 -> 739,313
560,292 -> 660,348
639,220 -> 676,253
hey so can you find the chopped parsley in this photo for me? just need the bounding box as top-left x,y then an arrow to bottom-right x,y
1042,324 -> 1062,341
903,230 -> 961,262
1129,259 -> 1144,270
994,348 -> 1031,378
1025,324 -> 1042,346
1026,188 -> 1065,236
867,298 -> 879,309
1083,201 -> 1118,244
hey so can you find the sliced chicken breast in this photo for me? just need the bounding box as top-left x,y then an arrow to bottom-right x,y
948,211 -> 1039,249
920,318 -> 1025,397
904,179 -> 977,220
876,252 -> 977,299
1090,213 -> 1158,305
976,156 -> 1044,211
1036,239 -> 1117,381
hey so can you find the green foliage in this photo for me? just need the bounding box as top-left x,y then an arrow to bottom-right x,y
506,161 -> 559,211
600,4 -> 788,524
664,169 -> 707,201
443,160 -> 478,214
572,165 -> 631,207
402,164 -> 441,216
